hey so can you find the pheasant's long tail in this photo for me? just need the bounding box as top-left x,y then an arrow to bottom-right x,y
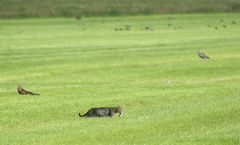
79,113 -> 86,117
27,91 -> 40,95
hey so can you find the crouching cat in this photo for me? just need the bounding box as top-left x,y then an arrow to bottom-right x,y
79,106 -> 122,117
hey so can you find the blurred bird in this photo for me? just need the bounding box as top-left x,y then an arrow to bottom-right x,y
17,84 -> 40,95
198,50 -> 210,60
232,21 -> 236,24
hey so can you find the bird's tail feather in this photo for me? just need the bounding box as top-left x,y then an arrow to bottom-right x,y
27,91 -> 40,95
79,113 -> 86,117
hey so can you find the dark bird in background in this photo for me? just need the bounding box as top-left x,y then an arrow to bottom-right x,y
198,50 -> 210,60
17,84 -> 40,95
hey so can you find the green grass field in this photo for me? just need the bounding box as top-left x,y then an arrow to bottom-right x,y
0,0 -> 240,17
0,13 -> 240,145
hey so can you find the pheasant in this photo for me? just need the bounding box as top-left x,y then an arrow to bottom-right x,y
17,85 -> 40,95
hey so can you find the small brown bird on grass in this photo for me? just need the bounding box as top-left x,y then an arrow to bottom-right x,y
198,50 -> 210,60
17,84 -> 40,95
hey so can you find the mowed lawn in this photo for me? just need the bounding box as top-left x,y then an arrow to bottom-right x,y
0,13 -> 240,145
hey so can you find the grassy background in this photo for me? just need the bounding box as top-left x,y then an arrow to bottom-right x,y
0,0 -> 240,17
0,13 -> 240,144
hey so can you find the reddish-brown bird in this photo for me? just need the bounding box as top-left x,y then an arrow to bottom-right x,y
17,84 -> 40,95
